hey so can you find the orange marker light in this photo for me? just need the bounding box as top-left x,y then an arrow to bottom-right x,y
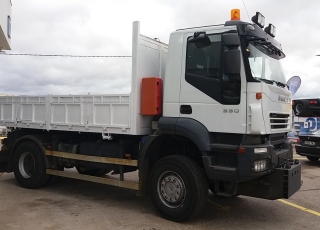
256,92 -> 262,100
231,9 -> 240,20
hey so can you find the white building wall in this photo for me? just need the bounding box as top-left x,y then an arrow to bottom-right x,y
0,0 -> 12,50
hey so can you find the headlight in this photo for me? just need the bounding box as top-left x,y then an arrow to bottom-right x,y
254,147 -> 268,153
252,159 -> 270,172
251,12 -> 265,28
264,23 -> 276,37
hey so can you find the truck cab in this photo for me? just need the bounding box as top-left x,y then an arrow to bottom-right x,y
153,11 -> 296,198
164,14 -> 291,135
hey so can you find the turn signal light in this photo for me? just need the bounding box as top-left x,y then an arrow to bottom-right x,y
256,93 -> 262,100
231,9 -> 240,20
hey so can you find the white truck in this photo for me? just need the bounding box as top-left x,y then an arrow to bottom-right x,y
0,11 -> 301,221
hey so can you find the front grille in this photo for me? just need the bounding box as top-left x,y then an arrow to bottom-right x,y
270,113 -> 290,130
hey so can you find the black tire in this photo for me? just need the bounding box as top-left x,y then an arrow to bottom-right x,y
293,100 -> 311,116
75,166 -> 111,176
306,156 -> 319,162
149,155 -> 208,221
13,141 -> 51,189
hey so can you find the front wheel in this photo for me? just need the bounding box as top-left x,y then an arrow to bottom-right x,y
149,155 -> 208,221
13,141 -> 51,189
307,156 -> 319,162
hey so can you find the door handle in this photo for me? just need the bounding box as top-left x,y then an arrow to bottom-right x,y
180,105 -> 192,114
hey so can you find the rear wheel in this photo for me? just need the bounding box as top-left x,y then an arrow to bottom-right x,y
306,156 -> 319,162
13,141 -> 51,189
149,155 -> 208,221
293,100 -> 311,116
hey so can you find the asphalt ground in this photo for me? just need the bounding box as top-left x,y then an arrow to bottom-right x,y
0,152 -> 319,230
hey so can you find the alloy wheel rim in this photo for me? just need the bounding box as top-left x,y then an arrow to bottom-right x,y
19,152 -> 35,178
157,171 -> 186,208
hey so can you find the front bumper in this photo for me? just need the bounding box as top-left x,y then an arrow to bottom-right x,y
295,144 -> 320,157
202,133 -> 301,199
308,105 -> 320,111
237,161 -> 302,199
203,140 -> 293,183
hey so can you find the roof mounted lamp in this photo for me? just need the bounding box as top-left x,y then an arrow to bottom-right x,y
231,9 -> 241,20
264,23 -> 276,37
251,12 -> 265,28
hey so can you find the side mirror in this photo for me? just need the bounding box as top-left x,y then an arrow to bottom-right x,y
189,32 -> 211,48
223,33 -> 241,76
222,33 -> 240,47
224,50 -> 241,76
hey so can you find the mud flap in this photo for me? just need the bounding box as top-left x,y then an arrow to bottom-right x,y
237,163 -> 302,200
0,150 -> 10,173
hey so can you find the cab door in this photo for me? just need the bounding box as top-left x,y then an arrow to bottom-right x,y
179,29 -> 247,134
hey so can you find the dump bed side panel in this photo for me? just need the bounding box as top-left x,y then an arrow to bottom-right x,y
0,95 -> 131,134
0,21 -> 168,135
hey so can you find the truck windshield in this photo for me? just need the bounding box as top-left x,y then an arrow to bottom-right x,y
247,43 -> 286,85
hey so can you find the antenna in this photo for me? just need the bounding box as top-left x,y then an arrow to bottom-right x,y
241,0 -> 251,21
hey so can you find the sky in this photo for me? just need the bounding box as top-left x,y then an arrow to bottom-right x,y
1,0 -> 320,98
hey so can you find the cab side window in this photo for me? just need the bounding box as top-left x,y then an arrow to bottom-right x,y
185,33 -> 241,105
186,34 -> 222,79
185,34 -> 223,103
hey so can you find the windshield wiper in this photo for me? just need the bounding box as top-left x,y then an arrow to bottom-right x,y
271,80 -> 288,89
254,77 -> 274,85
255,78 -> 288,89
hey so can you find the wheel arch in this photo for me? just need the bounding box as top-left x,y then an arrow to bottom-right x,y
158,117 -> 212,152
138,117 -> 212,178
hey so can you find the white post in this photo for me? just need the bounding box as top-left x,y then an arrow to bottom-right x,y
130,21 -> 140,135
